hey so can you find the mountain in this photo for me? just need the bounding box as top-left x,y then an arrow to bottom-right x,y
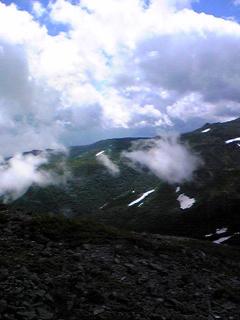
12,137 -> 160,216
1,205 -> 240,319
10,117 -> 240,245
96,118 -> 240,244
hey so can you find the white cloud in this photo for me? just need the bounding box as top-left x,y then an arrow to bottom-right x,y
96,152 -> 120,176
32,1 -> 46,18
0,40 -> 64,156
122,136 -> 201,184
2,0 -> 240,199
0,2 -> 47,44
0,153 -> 54,202
0,0 -> 240,155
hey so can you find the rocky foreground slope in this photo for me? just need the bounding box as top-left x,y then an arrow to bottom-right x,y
0,206 -> 240,320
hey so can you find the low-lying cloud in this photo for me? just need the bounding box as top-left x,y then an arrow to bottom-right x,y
96,152 -> 120,176
0,153 -> 54,202
122,136 -> 201,184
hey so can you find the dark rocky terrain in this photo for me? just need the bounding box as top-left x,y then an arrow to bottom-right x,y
1,205 -> 240,320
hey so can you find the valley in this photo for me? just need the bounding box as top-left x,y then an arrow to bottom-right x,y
10,117 -> 240,246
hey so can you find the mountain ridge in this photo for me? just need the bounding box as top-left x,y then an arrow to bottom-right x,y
9,117 -> 240,245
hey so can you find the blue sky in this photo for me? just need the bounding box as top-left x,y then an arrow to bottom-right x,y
2,1 -> 240,34
0,0 -> 69,35
193,0 -> 240,21
0,0 -> 76,11
2,1 -> 240,21
1,0 -> 47,11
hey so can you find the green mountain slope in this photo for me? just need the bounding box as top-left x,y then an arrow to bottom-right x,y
11,118 -> 240,244
96,118 -> 240,244
12,137 -> 159,215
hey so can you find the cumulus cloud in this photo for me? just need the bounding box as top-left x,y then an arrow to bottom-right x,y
0,0 -> 240,151
130,28 -> 240,100
122,136 -> 201,184
0,153 -> 54,202
2,0 -> 240,200
0,39 -> 65,156
0,41 -> 30,109
96,152 -> 120,176
113,10 -> 240,124
32,1 -> 46,18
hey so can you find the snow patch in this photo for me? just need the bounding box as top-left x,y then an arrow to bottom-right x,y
213,236 -> 232,244
96,150 -> 105,157
99,203 -> 108,210
128,189 -> 155,207
205,233 -> 213,238
176,186 -> 180,193
177,194 -> 196,210
216,227 -> 228,235
225,137 -> 240,144
201,128 -> 211,133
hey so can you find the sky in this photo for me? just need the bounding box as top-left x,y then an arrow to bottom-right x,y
0,0 -> 240,155
193,0 -> 240,21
